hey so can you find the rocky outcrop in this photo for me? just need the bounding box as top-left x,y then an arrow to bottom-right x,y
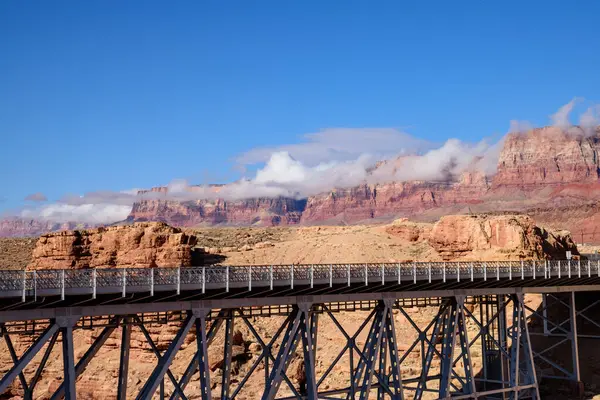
128,196 -> 306,227
428,214 -> 578,260
385,218 -> 431,242
28,222 -> 197,270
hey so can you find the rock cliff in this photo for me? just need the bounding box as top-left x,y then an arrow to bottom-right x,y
128,196 -> 306,227
28,222 -> 197,270
428,214 -> 578,261
4,126 -> 600,237
494,126 -> 600,188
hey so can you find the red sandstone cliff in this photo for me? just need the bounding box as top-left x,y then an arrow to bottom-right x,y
494,126 -> 600,188
128,196 -> 305,227
301,172 -> 489,224
4,126 -> 600,237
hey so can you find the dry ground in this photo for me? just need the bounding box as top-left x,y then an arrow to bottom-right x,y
192,224 -> 440,266
0,237 -> 36,269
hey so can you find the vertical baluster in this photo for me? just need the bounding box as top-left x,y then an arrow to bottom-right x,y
150,268 -> 154,297
93,268 -> 97,299
226,266 -> 229,292
61,269 -> 65,300
347,264 -> 351,287
122,268 -> 126,298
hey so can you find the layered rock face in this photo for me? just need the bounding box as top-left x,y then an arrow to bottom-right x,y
4,126 -> 600,237
494,127 -> 600,188
428,214 -> 578,260
28,222 -> 197,270
301,172 -> 489,224
128,196 -> 306,227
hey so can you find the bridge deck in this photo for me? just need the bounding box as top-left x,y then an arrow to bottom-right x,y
1,260 -> 599,323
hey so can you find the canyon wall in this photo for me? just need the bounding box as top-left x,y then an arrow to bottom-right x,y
3,126 -> 600,237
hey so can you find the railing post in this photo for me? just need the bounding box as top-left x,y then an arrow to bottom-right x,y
484,262 -> 487,281
457,264 -> 460,282
270,265 -> 273,290
92,268 -> 97,299
226,266 -> 229,293
310,265 -> 314,288
428,263 -> 432,283
496,263 -> 499,281
291,264 -> 294,289
365,264 -> 368,286
150,268 -> 154,297
568,260 -> 571,278
347,264 -> 351,287
177,266 -> 181,295
122,268 -> 127,298
249,266 -> 252,291
21,270 -> 26,302
559,260 -> 561,279
588,260 -> 591,277
201,267 -> 205,294
61,269 -> 65,301
381,263 -> 385,285
443,262 -> 446,282
544,260 -> 548,279
397,263 -> 401,284
509,262 -> 512,280
329,264 -> 333,287
470,262 -> 473,281
413,262 -> 416,284
33,270 -> 37,302
533,260 -> 536,279
578,259 -> 581,278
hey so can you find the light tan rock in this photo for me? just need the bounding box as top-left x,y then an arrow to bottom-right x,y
428,214 -> 578,260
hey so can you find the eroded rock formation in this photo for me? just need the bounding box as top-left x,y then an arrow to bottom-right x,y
28,222 -> 197,270
427,214 -> 578,261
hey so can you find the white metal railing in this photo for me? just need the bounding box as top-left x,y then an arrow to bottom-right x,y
0,260 -> 597,300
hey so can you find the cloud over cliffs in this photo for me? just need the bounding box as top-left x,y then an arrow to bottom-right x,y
236,128 -> 434,166
20,96 -> 600,225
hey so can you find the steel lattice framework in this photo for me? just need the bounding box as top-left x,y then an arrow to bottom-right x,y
1,261 -> 600,399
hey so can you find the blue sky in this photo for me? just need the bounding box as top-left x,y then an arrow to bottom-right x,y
1,1 -> 600,218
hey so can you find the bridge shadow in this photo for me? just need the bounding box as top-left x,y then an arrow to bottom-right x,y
191,248 -> 227,266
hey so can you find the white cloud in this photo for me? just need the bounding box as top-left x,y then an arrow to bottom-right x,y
508,120 -> 534,133
550,98 -> 582,129
20,203 -> 131,224
368,138 -> 501,183
579,105 -> 600,135
235,128 -> 434,166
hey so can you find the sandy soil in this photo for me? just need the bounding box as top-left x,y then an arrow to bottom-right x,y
197,224 -> 440,266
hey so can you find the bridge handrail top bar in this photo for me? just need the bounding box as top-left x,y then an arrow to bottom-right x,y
0,258 -> 584,273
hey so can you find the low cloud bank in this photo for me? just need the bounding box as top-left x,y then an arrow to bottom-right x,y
14,98 -> 600,224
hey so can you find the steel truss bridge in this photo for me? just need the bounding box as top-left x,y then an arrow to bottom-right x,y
1,260 -> 600,400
